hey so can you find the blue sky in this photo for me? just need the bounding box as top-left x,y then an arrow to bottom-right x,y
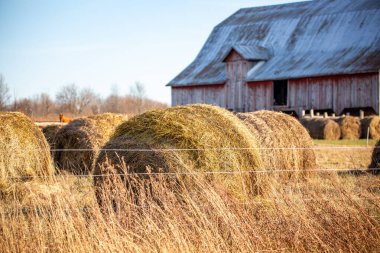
0,0 -> 302,104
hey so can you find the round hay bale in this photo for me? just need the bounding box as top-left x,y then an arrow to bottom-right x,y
300,118 -> 341,140
54,113 -> 127,174
361,116 -> 380,140
42,125 -> 62,149
238,111 -> 317,175
335,116 -> 361,140
94,105 -> 263,199
0,112 -> 54,190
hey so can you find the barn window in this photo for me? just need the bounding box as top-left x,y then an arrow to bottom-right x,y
273,80 -> 288,106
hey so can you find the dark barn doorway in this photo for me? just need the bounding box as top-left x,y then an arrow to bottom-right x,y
273,80 -> 288,106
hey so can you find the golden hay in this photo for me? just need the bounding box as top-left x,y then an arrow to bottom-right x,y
238,111 -> 316,176
335,116 -> 361,140
369,140 -> 380,175
300,118 -> 341,140
0,112 -> 54,190
54,113 -> 127,174
42,125 -> 62,149
361,116 -> 380,140
94,105 -> 264,198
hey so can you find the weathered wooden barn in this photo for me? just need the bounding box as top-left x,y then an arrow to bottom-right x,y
167,0 -> 380,116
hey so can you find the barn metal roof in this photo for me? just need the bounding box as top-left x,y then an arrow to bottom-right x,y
168,0 -> 380,86
222,45 -> 271,62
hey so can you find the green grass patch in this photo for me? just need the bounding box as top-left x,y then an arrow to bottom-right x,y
313,139 -> 377,146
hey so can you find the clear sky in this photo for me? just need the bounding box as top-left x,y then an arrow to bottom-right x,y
0,0 -> 303,104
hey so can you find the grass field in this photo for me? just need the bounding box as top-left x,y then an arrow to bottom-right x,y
314,139 -> 378,146
1,172 -> 379,252
1,113 -> 379,252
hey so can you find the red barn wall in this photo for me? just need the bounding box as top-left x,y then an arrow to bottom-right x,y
172,72 -> 379,116
171,84 -> 226,107
245,81 -> 272,111
288,73 -> 379,115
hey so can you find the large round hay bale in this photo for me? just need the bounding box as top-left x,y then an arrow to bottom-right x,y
335,116 -> 361,140
361,116 -> 380,140
238,111 -> 317,174
0,112 -> 54,190
54,113 -> 127,174
42,125 -> 62,149
300,118 -> 341,140
94,105 -> 263,199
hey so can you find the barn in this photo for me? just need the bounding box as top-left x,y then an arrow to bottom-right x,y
167,0 -> 380,117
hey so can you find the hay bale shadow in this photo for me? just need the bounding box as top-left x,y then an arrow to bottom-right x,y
369,140 -> 380,175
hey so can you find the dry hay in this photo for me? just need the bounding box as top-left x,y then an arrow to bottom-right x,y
42,125 -> 62,149
54,113 -> 127,174
369,140 -> 380,175
361,116 -> 380,140
335,116 -> 361,140
237,111 -> 316,178
94,104 -> 264,199
0,112 -> 54,191
300,118 -> 341,140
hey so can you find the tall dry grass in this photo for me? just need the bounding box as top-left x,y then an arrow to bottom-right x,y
0,166 -> 379,253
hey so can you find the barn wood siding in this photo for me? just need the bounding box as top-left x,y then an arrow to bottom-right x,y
246,81 -> 272,111
171,85 -> 226,107
225,50 -> 256,111
288,73 -> 379,115
171,73 -> 379,116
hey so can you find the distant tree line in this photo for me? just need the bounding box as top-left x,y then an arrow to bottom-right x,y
0,74 -> 167,120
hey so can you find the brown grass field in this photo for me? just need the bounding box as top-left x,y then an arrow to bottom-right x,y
1,109 -> 379,253
0,143 -> 380,252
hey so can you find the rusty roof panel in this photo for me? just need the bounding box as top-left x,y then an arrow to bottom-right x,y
168,0 -> 380,87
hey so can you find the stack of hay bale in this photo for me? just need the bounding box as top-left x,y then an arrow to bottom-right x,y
335,116 -> 361,140
42,125 -> 62,149
301,114 -> 380,140
300,118 -> 341,140
0,112 -> 54,190
93,105 -> 317,200
239,111 -> 316,173
53,113 -> 127,174
361,116 -> 380,140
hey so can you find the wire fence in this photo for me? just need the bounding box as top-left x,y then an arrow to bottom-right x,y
2,145 -> 380,217
0,146 -> 378,152
21,146 -> 380,151
2,145 -> 379,179
4,167 -> 380,180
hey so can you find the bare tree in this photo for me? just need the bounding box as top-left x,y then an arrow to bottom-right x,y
90,96 -> 102,115
39,93 -> 55,116
129,82 -> 146,113
103,95 -> 121,113
129,81 -> 146,99
0,74 -> 10,111
15,98 -> 33,116
56,83 -> 78,113
77,88 -> 98,114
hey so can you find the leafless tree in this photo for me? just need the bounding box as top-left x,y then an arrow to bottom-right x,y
0,74 -> 10,111
31,93 -> 55,116
56,83 -> 78,113
103,95 -> 121,113
15,98 -> 33,116
77,88 -> 98,114
90,96 -> 102,114
129,81 -> 146,99
39,93 -> 54,116
129,82 -> 146,113
56,84 -> 99,114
